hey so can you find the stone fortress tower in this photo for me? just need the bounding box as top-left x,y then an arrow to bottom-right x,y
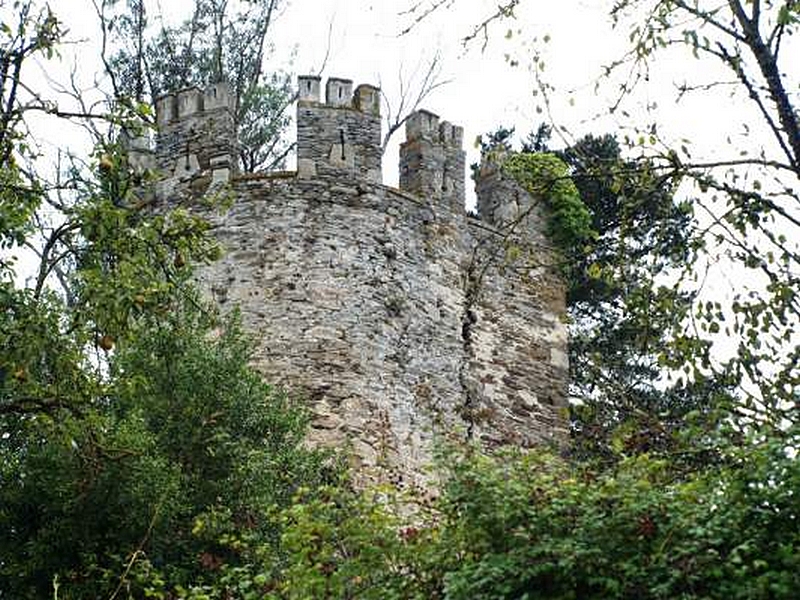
146,76 -> 569,489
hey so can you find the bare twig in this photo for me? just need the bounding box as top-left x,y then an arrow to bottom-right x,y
380,51 -> 451,152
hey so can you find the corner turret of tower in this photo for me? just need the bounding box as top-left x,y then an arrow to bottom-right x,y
296,75 -> 382,182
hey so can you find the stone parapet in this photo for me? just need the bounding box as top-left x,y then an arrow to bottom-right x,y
296,75 -> 382,182
154,82 -> 237,183
399,109 -> 466,212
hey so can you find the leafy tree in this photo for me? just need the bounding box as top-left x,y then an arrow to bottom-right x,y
547,131 -> 722,463
0,4 -> 332,597
0,2 -> 62,268
403,0 -> 800,437
476,125 -> 727,463
99,0 -> 294,172
269,484 -> 443,599
601,0 -> 800,432
1,294 -> 332,598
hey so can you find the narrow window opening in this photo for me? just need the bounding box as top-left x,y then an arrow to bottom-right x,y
338,87 -> 343,99
339,129 -> 346,160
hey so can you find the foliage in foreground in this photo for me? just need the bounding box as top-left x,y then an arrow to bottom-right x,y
265,436 -> 800,600
1,5 -> 333,594
110,429 -> 800,600
0,297 -> 334,598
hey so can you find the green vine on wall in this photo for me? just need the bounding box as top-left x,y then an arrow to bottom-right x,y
501,152 -> 595,251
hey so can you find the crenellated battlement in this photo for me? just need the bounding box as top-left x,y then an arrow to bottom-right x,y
474,154 -> 548,231
150,77 -> 468,210
296,75 -> 382,181
399,109 -> 466,211
154,82 -> 237,185
146,76 -> 525,232
155,83 -> 235,126
297,76 -> 381,116
404,110 -> 463,148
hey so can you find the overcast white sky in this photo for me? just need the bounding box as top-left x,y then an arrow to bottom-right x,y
268,0 -> 647,187
8,0 -> 797,380
34,0 -> 786,199
38,0 -> 640,187
31,0 -> 782,179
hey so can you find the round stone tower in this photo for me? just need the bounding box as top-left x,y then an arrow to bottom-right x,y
151,76 -> 569,490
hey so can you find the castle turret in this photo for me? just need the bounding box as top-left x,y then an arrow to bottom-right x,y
296,75 -> 382,182
156,73 -> 568,488
154,82 -> 237,181
399,109 -> 465,211
475,154 -> 537,229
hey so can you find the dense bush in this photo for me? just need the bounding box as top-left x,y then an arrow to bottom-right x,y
267,435 -> 800,600
0,299 -> 334,598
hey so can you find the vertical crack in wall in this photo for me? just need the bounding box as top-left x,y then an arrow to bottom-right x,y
458,247 -> 482,440
457,221 -> 527,444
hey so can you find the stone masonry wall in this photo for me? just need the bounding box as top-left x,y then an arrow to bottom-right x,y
197,177 -> 469,488
468,164 -> 570,446
153,77 -> 568,489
